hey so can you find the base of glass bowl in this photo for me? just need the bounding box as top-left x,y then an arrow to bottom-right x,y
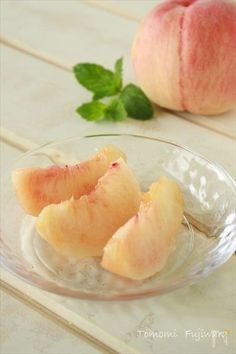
20,215 -> 194,294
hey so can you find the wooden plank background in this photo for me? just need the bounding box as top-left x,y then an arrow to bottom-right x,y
1,1 -> 235,353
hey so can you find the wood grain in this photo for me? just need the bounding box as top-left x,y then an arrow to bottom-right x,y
1,44 -> 235,178
1,257 -> 235,354
0,287 -> 103,354
1,0 -> 235,138
0,269 -> 140,354
84,0 -> 158,20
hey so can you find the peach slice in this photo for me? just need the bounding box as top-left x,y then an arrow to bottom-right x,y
36,159 -> 141,258
12,145 -> 126,216
101,177 -> 184,280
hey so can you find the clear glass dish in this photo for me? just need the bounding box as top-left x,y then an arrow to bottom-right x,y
1,134 -> 235,300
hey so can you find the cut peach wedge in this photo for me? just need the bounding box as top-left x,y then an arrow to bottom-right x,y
101,177 -> 184,280
36,159 -> 141,258
12,145 -> 125,216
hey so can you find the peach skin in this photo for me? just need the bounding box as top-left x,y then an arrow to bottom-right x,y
12,145 -> 126,216
101,177 -> 184,280
132,0 -> 236,115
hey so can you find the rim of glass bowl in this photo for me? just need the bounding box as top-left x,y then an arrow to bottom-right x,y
1,133 -> 236,300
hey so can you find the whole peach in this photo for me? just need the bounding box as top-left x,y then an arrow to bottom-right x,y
132,0 -> 236,115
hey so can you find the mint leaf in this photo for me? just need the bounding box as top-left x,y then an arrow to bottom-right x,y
105,98 -> 127,121
114,57 -> 123,91
76,98 -> 126,122
120,84 -> 154,120
76,101 -> 106,121
73,63 -> 118,100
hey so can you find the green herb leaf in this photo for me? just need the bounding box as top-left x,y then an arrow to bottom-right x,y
120,84 -> 154,120
76,101 -> 106,121
105,98 -> 127,121
73,63 -> 118,100
114,57 -> 123,91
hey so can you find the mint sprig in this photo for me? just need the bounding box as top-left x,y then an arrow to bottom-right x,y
73,58 -> 154,122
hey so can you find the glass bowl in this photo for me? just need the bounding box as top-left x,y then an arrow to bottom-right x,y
1,134 -> 235,300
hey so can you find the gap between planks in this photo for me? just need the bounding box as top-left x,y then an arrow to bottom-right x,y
0,270 -> 140,354
83,0 -> 141,21
0,127 -> 40,151
0,35 -> 71,72
1,283 -> 109,354
0,35 -> 235,141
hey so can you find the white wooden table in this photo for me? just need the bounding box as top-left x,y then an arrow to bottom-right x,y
0,1 -> 235,353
